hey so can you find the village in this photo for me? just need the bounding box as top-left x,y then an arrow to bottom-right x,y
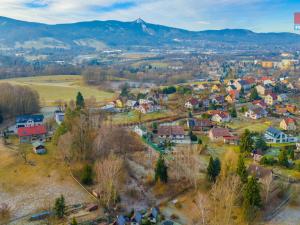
0,63 -> 299,225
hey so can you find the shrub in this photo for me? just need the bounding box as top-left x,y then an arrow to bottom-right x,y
80,164 -> 93,185
0,203 -> 10,223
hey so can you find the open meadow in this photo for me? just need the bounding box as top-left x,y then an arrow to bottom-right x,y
0,141 -> 95,223
0,75 -> 116,106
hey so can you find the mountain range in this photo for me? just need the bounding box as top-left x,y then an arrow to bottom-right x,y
0,16 -> 300,51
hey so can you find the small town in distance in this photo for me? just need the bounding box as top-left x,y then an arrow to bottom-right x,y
0,5 -> 300,225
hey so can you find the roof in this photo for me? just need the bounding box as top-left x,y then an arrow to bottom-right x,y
16,115 -> 44,123
283,118 -> 296,125
249,106 -> 267,115
32,141 -> 45,148
187,98 -> 199,106
267,93 -> 277,100
210,127 -> 231,138
266,127 -> 284,137
252,100 -> 267,108
18,125 -> 47,137
158,126 -> 184,136
215,111 -> 229,119
188,118 -> 213,130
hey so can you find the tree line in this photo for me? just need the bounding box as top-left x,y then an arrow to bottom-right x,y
0,83 -> 40,119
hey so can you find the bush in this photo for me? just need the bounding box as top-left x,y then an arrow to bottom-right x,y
260,156 -> 277,166
0,203 -> 10,223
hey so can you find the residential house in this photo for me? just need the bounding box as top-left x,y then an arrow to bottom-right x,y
54,111 -> 64,125
131,212 -> 143,225
208,127 -> 238,144
225,95 -> 235,104
32,141 -> 46,154
245,106 -> 268,120
277,94 -> 288,102
114,215 -> 129,225
137,103 -> 154,114
157,125 -> 185,142
275,105 -> 289,116
126,100 -> 138,109
115,99 -> 123,108
210,95 -> 224,105
18,125 -> 47,143
280,118 -> 297,131
187,118 -> 213,131
256,84 -> 272,96
149,208 -> 159,224
226,85 -> 237,92
211,111 -> 231,123
133,126 -> 147,137
264,93 -> 278,106
234,79 -> 252,91
286,104 -> 298,114
211,84 -> 221,92
184,98 -> 200,110
252,100 -> 267,109
264,127 -> 297,143
16,114 -> 44,129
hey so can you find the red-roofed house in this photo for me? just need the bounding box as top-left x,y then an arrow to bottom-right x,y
185,98 -> 200,109
17,125 -> 47,143
208,127 -> 239,144
280,118 -> 297,131
252,100 -> 267,109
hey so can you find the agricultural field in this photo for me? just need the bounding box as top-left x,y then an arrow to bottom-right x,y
0,75 -> 116,106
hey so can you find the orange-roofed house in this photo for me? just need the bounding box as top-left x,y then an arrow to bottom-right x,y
280,118 -> 297,131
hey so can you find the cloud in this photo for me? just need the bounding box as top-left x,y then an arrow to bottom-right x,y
0,0 -> 296,32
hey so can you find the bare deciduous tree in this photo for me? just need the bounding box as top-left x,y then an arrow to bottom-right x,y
261,173 -> 273,204
95,154 -> 123,208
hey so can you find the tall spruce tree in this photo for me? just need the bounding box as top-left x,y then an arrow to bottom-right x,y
207,156 -> 221,182
249,88 -> 260,101
240,129 -> 254,153
230,105 -> 237,118
155,154 -> 168,183
237,155 -> 248,183
54,195 -> 66,218
243,176 -> 262,222
76,92 -> 85,109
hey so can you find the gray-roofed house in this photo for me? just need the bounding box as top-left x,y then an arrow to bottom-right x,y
264,127 -> 297,143
16,115 -> 44,129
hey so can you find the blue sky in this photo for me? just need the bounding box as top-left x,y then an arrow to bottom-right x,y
1,0 -> 299,32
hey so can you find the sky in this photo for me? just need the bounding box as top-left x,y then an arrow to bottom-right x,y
0,0 -> 300,32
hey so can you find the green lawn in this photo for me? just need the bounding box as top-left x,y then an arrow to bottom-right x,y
112,111 -> 171,124
229,117 -> 273,134
0,75 -> 116,106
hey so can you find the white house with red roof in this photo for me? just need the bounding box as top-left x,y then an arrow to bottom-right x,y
17,125 -> 47,143
185,98 -> 200,109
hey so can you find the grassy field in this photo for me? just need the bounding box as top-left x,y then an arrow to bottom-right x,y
0,139 -> 93,220
0,75 -> 116,106
229,117 -> 276,134
112,110 -> 172,124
